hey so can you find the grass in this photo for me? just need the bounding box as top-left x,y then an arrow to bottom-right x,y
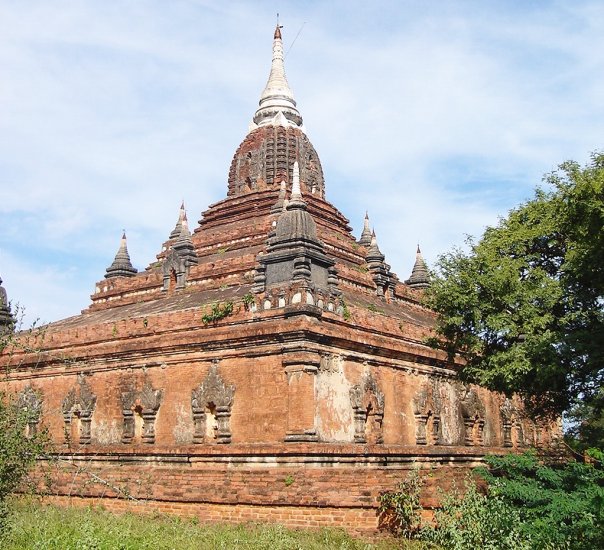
1,499 -> 427,550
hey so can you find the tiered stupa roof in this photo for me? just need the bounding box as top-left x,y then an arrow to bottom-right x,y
366,231 -> 385,264
53,24 -> 431,333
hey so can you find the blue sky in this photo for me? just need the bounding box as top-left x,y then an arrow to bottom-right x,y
1,1 -> 603,325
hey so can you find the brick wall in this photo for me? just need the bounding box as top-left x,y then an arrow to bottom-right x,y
35,445 -> 489,533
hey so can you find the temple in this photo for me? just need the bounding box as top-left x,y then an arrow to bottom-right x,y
0,25 -> 560,532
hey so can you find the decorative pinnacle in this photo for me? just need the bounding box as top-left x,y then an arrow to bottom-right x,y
105,231 -> 137,279
170,201 -> 187,239
252,25 -> 303,128
291,161 -> 301,198
176,209 -> 194,248
370,231 -> 377,249
406,244 -> 430,289
366,229 -> 385,264
285,161 -> 307,212
271,180 -> 288,214
358,211 -> 373,246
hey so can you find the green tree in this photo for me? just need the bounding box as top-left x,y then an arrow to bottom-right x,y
425,154 -> 604,444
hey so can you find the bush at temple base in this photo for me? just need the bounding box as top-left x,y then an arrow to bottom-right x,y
0,394 -> 50,536
417,451 -> 604,550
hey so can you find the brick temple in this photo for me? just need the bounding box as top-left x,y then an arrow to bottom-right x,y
0,25 -> 559,532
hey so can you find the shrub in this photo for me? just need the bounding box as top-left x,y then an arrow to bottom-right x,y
419,451 -> 604,550
379,468 -> 423,538
0,393 -> 49,536
420,481 -> 533,550
477,451 -> 604,549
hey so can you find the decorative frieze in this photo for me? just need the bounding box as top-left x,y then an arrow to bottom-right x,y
191,362 -> 235,444
412,380 -> 442,445
253,282 -> 340,315
61,374 -> 97,445
500,398 -> 524,448
459,386 -> 486,446
17,385 -> 43,437
121,380 -> 163,444
350,372 -> 384,444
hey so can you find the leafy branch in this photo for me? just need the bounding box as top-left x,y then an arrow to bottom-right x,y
201,301 -> 234,325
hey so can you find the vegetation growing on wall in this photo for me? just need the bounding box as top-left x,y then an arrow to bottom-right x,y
201,301 -> 234,325
340,298 -> 351,321
242,292 -> 255,312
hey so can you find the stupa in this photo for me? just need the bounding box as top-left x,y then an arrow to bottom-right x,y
0,25 -> 560,532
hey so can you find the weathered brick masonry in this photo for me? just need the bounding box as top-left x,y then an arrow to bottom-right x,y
0,25 -> 560,532
40,445 -> 491,532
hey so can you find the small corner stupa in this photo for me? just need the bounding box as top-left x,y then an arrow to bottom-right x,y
0,276 -> 14,332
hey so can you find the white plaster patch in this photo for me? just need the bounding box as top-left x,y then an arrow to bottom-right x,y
172,403 -> 194,444
93,419 -> 121,445
315,356 -> 355,442
439,381 -> 462,445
